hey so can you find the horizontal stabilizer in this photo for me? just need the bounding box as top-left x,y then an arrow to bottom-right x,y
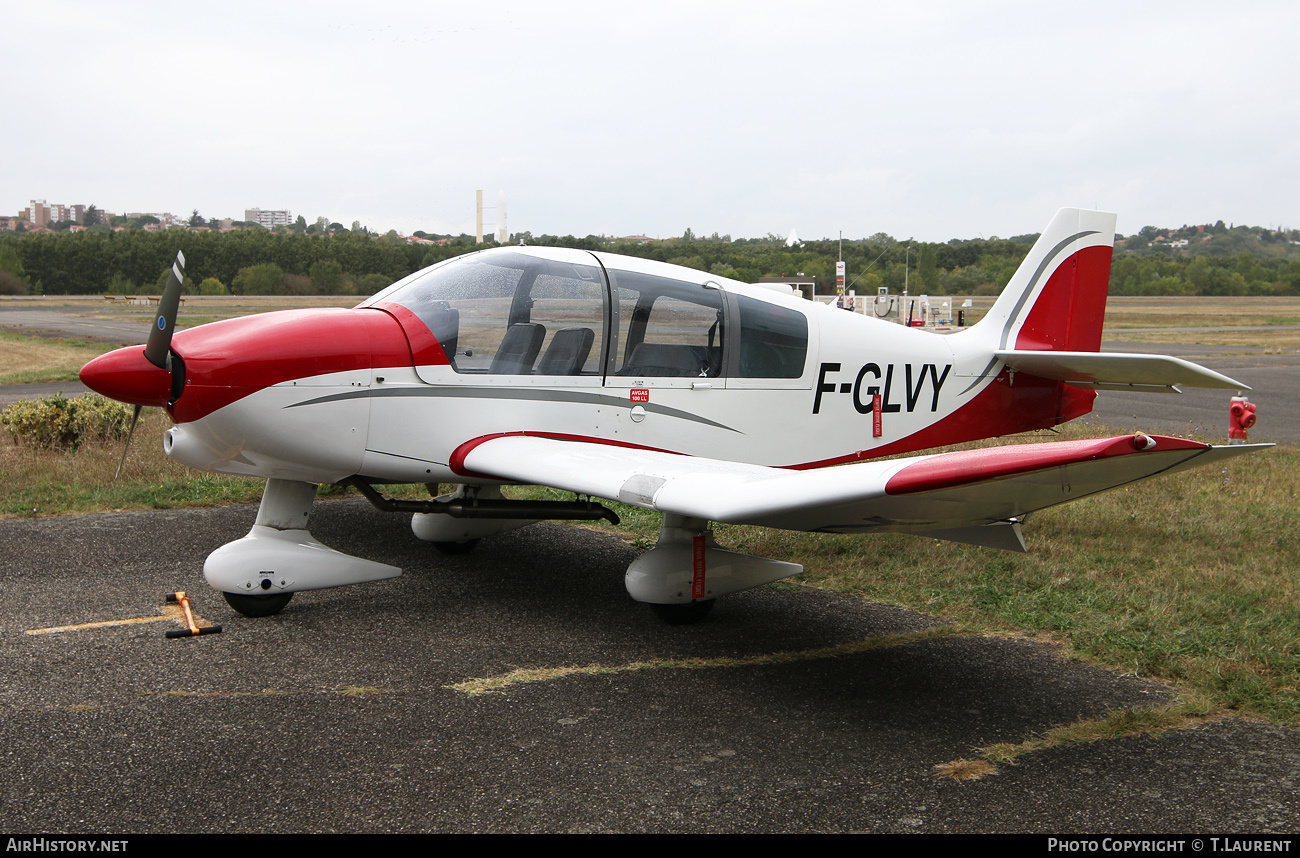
995,350 -> 1247,391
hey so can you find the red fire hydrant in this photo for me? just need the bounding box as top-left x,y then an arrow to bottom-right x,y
1229,395 -> 1256,444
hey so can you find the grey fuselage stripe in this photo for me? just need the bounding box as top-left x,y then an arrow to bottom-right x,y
958,230 -> 1099,395
285,385 -> 741,433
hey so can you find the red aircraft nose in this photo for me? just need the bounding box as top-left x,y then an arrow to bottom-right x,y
79,346 -> 175,408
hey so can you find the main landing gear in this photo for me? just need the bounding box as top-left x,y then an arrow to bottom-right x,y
410,485 -> 525,552
627,514 -> 803,626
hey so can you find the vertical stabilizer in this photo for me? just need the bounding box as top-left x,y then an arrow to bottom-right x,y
972,208 -> 1117,353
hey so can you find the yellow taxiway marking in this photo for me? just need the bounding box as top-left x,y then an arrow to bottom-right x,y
26,603 -> 213,635
448,626 -> 959,696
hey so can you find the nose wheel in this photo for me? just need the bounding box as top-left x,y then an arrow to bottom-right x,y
223,591 -> 294,617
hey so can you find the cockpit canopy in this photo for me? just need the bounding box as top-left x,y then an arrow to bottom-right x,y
364,247 -> 809,380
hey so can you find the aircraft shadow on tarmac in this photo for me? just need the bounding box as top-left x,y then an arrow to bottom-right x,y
5,499 -> 1297,833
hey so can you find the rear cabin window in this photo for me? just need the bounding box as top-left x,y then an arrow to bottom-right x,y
735,294 -> 808,379
608,270 -> 724,378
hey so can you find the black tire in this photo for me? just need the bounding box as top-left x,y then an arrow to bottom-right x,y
649,599 -> 715,626
223,591 -> 294,617
432,539 -> 480,555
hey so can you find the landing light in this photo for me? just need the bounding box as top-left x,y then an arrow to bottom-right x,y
1132,433 -> 1157,451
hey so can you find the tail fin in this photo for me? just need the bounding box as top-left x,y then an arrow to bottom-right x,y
969,208 -> 1247,392
972,208 -> 1117,352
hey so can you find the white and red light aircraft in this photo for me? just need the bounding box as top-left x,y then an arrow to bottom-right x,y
80,209 -> 1265,622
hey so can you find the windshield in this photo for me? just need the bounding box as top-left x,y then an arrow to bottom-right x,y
365,249 -> 607,375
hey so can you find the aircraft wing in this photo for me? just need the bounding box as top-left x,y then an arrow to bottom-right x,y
459,434 -> 1267,551
995,350 -> 1247,392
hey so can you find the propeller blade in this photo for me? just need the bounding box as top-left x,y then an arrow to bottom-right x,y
114,404 -> 143,481
144,250 -> 185,370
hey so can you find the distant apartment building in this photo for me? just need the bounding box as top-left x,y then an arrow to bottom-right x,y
21,200 -> 89,225
50,203 -> 85,224
245,207 -> 292,230
22,200 -> 51,227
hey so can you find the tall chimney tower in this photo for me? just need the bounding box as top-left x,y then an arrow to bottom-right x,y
475,190 -> 484,243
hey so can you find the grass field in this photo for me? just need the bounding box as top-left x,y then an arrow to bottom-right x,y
1120,328 -> 1300,350
1101,296 -> 1300,332
0,331 -> 110,384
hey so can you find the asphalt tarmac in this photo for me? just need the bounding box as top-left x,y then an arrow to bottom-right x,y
2,500 -> 1297,834
1086,340 -> 1298,444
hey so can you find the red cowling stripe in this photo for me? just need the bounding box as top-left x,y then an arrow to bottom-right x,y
169,308 -> 417,423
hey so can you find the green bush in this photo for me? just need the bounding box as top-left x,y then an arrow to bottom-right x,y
1,393 -> 134,450
105,274 -> 136,295
232,263 -> 285,295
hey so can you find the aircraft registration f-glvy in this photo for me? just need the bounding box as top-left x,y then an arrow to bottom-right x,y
80,209 -> 1267,622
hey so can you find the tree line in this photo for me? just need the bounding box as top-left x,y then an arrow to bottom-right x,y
0,229 -> 467,297
1,221 -> 1298,299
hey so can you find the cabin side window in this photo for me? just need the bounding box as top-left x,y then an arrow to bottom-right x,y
734,294 -> 808,379
608,270 -> 724,378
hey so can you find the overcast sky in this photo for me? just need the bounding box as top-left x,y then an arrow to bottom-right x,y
5,0 -> 1296,242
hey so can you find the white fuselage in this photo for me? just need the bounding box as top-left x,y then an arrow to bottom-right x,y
161,246 -> 1063,487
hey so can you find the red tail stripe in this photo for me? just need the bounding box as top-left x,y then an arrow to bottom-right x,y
1014,245 -> 1113,352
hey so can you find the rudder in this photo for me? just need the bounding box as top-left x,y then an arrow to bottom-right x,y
973,208 -> 1117,353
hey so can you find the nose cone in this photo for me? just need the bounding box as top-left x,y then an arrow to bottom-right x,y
80,346 -> 174,408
